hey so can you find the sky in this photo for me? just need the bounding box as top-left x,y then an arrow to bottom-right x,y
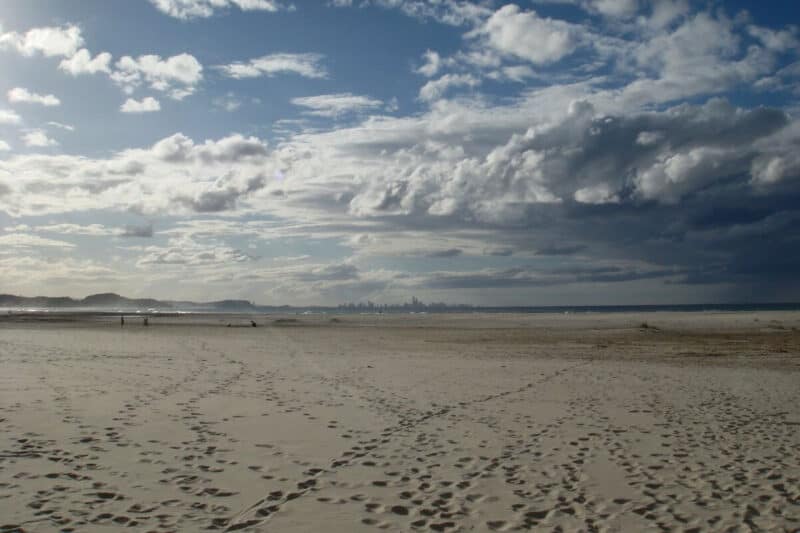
0,0 -> 799,306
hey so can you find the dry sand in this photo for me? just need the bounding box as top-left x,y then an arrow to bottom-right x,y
0,311 -> 799,532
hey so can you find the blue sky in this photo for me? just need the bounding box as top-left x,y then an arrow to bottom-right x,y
0,0 -> 799,305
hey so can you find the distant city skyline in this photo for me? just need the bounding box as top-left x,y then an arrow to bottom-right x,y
1,1 -> 799,305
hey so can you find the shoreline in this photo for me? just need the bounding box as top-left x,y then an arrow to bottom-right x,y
2,300 -> 800,318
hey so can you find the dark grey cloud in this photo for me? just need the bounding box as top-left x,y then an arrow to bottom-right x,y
547,190 -> 800,295
535,244 -> 586,256
390,247 -> 465,258
341,99 -> 793,233
484,247 -> 513,256
120,223 -> 154,238
505,98 -> 789,204
182,189 -> 239,213
420,265 -> 682,290
320,97 -> 800,298
424,248 -> 462,258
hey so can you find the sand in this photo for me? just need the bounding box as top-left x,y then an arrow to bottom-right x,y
0,311 -> 799,532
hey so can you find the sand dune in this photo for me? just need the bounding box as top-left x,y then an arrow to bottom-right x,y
0,312 -> 799,532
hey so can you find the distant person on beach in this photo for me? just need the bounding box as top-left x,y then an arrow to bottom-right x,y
251,320 -> 257,327
143,317 -> 149,326
120,316 -> 124,327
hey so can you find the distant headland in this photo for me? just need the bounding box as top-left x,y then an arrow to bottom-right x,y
0,292 -> 257,312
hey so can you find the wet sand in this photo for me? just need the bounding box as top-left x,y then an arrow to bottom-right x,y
0,311 -> 799,532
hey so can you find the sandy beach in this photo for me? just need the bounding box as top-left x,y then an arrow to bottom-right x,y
0,311 -> 799,532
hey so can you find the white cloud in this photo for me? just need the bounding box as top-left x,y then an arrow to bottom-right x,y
0,24 -> 83,57
0,131 -> 272,217
22,130 -> 58,148
59,48 -> 112,75
497,65 -> 535,82
291,93 -> 383,117
0,93 -> 794,301
636,131 -> 663,146
635,147 -> 744,203
526,0 -> 644,19
213,92 -> 242,112
751,156 -> 790,185
150,0 -> 288,19
0,140 -> 9,151
471,5 -> 576,65
217,53 -> 326,79
121,97 -> 161,113
173,173 -> 267,213
416,49 -> 441,77
0,233 -> 74,248
16,222 -> 151,238
589,0 -> 638,18
149,132 -> 268,164
619,12 -> 774,107
26,223 -> 119,236
47,122 -> 75,131
0,109 -> 22,125
136,231 -> 255,267
7,87 -> 61,106
111,53 -> 203,99
0,256 -> 124,292
346,0 -> 492,26
574,184 -> 619,204
419,74 -> 480,102
647,0 -> 689,29
747,25 -> 799,53
750,120 -> 800,186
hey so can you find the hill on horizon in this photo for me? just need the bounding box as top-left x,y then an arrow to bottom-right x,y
0,292 -> 256,311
